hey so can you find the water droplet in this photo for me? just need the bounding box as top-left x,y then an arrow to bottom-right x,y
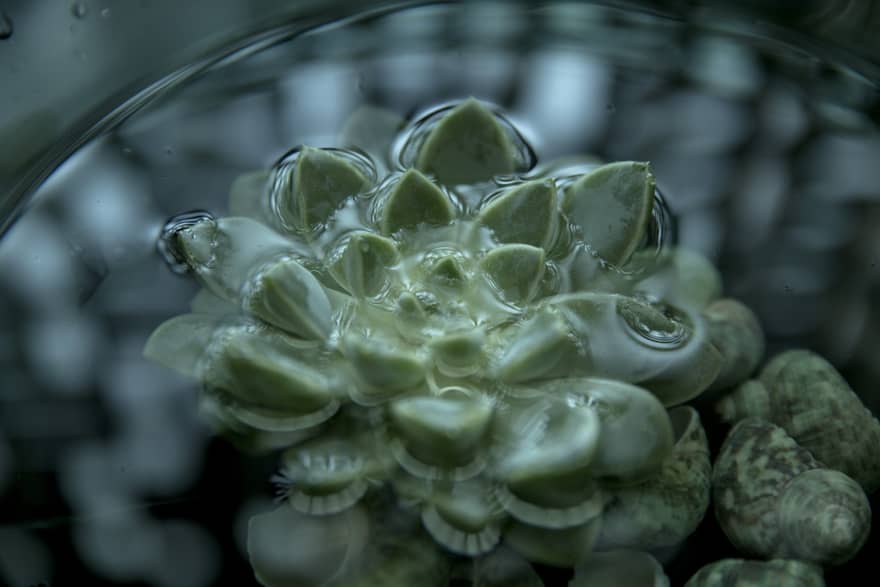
640,185 -> 676,258
393,101 -> 536,177
71,2 -> 88,19
617,298 -> 690,349
0,12 -> 14,40
100,7 -> 110,18
157,211 -> 215,275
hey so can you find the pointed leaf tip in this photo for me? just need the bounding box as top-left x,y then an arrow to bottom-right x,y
328,231 -> 399,298
563,161 -> 655,266
480,244 -> 546,304
478,180 -> 559,248
416,98 -> 518,185
380,169 -> 455,235
278,147 -> 370,232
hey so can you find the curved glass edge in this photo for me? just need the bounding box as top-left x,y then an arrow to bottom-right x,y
0,0 -> 418,236
1,0 -> 878,237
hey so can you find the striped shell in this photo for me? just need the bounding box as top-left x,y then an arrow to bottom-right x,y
712,419 -> 871,566
684,559 -> 825,587
717,349 -> 880,493
596,406 -> 711,551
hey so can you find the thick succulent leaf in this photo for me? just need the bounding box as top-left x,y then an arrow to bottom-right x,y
198,395 -> 322,454
205,330 -> 337,414
504,517 -> 602,568
175,216 -> 219,269
631,247 -> 723,311
596,406 -> 711,550
429,328 -> 486,377
478,180 -> 558,248
638,337 -> 723,406
430,480 -> 499,533
614,296 -> 723,403
421,479 -> 502,555
493,397 -> 606,527
228,169 -> 271,220
495,398 -> 601,491
550,293 -> 721,405
343,333 -> 426,396
390,394 -> 492,467
480,244 -> 546,304
247,505 -> 369,587
245,257 -> 334,340
534,377 -> 674,486
279,438 -> 371,514
328,231 -> 399,298
394,291 -> 429,342
380,169 -> 455,235
279,146 -> 370,231
416,98 -> 517,185
224,400 -> 340,433
563,161 -> 655,266
143,313 -> 223,377
586,378 -> 675,485
425,255 -> 467,290
177,216 -> 304,301
493,307 -> 586,382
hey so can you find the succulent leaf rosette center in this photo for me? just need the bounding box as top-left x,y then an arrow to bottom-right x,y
146,98 -> 731,586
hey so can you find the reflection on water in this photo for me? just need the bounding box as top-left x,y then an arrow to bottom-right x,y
0,2 -> 878,586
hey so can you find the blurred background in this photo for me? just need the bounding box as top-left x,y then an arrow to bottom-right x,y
1,1 -> 879,585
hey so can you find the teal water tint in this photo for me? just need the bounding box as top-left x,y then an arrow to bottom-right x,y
2,2 -> 880,587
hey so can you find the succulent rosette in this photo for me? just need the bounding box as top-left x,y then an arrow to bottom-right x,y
143,98 -> 838,585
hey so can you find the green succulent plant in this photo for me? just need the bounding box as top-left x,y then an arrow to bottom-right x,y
143,98 -> 812,585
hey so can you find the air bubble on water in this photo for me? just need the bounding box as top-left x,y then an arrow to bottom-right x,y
71,2 -> 88,19
644,186 -> 675,254
492,174 -> 524,188
268,145 -> 376,234
157,211 -> 215,275
610,185 -> 676,279
393,101 -> 537,177
0,11 -> 13,40
527,157 -> 603,188
617,298 -> 690,350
